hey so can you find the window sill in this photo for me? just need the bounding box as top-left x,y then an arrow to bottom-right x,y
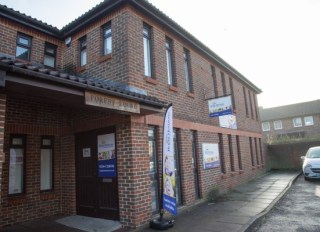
40,192 -> 57,201
98,54 -> 112,63
76,65 -> 86,73
239,170 -> 244,174
230,171 -> 237,177
8,195 -> 27,205
252,166 -> 256,170
187,92 -> 195,98
144,77 -> 158,85
169,85 -> 178,92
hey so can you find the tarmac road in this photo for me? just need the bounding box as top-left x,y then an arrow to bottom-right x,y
252,175 -> 320,232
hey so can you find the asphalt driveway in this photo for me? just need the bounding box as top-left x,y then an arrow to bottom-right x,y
253,175 -> 320,231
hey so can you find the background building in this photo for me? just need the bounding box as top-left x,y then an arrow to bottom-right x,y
260,100 -> 320,143
0,0 -> 265,229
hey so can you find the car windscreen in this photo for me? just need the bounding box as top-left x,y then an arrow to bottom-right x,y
307,148 -> 320,158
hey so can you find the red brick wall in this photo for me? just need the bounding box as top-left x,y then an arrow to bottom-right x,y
0,18 -> 62,69
0,94 -> 6,204
117,117 -> 151,228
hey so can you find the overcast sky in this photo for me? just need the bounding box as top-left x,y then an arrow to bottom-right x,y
1,0 -> 320,108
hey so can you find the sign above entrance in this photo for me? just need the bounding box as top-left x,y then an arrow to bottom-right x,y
85,90 -> 140,114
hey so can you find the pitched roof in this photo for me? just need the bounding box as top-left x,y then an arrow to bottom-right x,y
259,100 -> 320,121
0,53 -> 166,109
0,0 -> 262,94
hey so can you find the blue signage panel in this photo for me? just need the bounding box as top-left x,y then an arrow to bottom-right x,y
97,133 -> 116,178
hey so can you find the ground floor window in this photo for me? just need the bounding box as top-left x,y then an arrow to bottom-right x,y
173,129 -> 183,205
8,135 -> 26,195
40,136 -> 54,191
148,127 -> 159,213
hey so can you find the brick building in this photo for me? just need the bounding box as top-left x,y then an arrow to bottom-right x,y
0,0 -> 265,229
260,100 -> 320,143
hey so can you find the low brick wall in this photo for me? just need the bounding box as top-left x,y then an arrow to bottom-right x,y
267,141 -> 320,170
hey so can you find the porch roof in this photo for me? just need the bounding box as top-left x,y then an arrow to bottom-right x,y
0,54 -> 166,110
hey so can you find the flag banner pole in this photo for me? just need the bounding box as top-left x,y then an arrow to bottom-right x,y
150,103 -> 175,230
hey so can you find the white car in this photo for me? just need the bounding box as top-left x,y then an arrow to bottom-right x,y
301,146 -> 320,180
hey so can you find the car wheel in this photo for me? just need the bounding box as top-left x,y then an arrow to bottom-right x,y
304,176 -> 309,181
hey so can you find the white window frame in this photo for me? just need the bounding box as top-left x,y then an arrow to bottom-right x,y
40,136 -> 53,191
262,122 -> 270,131
9,135 -> 26,195
304,116 -> 314,126
143,23 -> 152,77
293,117 -> 302,127
273,120 -> 282,130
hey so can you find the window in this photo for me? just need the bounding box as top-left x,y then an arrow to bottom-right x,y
79,36 -> 87,67
243,87 -> 249,116
191,131 -> 200,199
236,135 -> 242,170
229,77 -> 236,110
165,37 -> 174,85
183,48 -> 192,92
259,138 -> 264,165
16,33 -> 31,61
143,23 -> 152,77
41,136 -> 54,191
304,116 -> 314,126
218,133 -> 226,174
255,138 -> 259,165
262,122 -> 270,131
9,135 -> 26,195
248,90 -> 254,119
249,137 -> 254,166
103,22 -> 112,56
221,72 -> 226,95
173,129 -> 183,205
274,120 -> 282,130
211,66 -> 218,97
293,117 -> 302,127
148,127 -> 159,213
228,135 -> 235,172
44,42 -> 57,68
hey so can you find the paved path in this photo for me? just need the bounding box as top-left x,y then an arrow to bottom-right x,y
0,171 -> 300,232
140,171 -> 300,232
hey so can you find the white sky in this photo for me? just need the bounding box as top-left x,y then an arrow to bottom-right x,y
1,0 -> 320,108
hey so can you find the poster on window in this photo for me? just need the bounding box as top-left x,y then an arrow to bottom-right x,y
97,133 -> 116,177
219,114 -> 237,129
162,104 -> 177,215
208,95 -> 233,118
202,143 -> 220,169
9,148 -> 24,194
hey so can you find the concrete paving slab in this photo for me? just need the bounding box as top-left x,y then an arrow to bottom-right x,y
56,216 -> 122,232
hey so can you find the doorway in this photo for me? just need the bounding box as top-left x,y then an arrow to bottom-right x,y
75,127 -> 119,220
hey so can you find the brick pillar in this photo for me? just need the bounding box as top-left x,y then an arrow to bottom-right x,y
0,94 -> 6,203
117,116 -> 151,229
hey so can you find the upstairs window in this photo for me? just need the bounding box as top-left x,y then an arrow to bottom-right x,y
143,23 -> 152,77
44,42 -> 57,68
16,33 -> 32,61
274,120 -> 282,130
221,72 -> 226,95
211,66 -> 218,98
183,48 -> 192,92
103,22 -> 112,56
304,116 -> 314,126
79,36 -> 87,67
293,117 -> 302,127
165,37 -> 175,85
262,122 -> 270,131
